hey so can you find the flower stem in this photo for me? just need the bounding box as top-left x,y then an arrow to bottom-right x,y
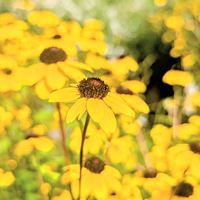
78,114 -> 90,200
56,102 -> 70,165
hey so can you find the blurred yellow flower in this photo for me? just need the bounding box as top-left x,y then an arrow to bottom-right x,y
40,182 -> 51,196
61,157 -> 121,199
28,10 -> 61,28
190,91 -> 200,108
0,169 -> 15,187
52,190 -> 72,200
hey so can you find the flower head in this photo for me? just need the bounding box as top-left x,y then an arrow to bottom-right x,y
49,77 -> 135,132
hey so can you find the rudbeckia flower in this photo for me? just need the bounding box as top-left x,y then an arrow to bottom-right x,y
14,135 -> 54,157
61,156 -> 121,199
0,169 -> 15,187
49,77 -> 135,133
109,55 -> 139,81
69,124 -> 106,155
80,19 -> 107,55
0,13 -> 28,42
18,46 -> 92,99
0,54 -> 22,92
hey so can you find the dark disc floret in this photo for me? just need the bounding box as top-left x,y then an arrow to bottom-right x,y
116,86 -> 133,95
84,156 -> 105,173
189,142 -> 200,154
40,47 -> 67,64
52,34 -> 62,39
174,182 -> 193,197
3,68 -> 12,75
78,77 -> 109,99
143,169 -> 157,178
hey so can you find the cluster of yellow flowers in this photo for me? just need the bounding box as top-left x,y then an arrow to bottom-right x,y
0,7 -> 200,200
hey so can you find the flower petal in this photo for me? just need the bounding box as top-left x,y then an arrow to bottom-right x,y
66,98 -> 87,123
59,63 -> 86,82
45,67 -> 66,90
66,60 -> 93,72
35,80 -> 51,100
16,63 -> 46,85
104,92 -> 135,117
49,87 -> 80,103
87,98 -> 116,133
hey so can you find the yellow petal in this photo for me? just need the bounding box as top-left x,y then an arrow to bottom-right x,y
104,92 -> 135,117
45,67 -> 66,90
66,98 -> 87,123
35,81 -> 51,100
66,60 -> 93,72
59,64 -> 86,82
49,87 -> 80,103
87,98 -> 116,133
16,63 -> 46,85
163,70 -> 193,87
122,95 -> 150,114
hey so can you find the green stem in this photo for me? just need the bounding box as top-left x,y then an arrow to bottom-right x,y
78,114 -> 90,200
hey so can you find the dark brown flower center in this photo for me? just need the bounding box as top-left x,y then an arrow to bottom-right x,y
2,68 -> 12,75
174,182 -> 193,197
190,142 -> 200,154
25,132 -> 40,139
78,77 -> 109,99
84,156 -> 105,173
40,47 -> 67,64
143,169 -> 157,178
116,86 -> 133,95
52,34 -> 62,39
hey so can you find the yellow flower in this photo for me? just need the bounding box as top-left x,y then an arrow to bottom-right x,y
188,115 -> 200,127
162,70 -> 193,87
0,106 -> 13,135
119,115 -> 142,135
181,54 -> 196,69
49,77 -> 135,133
165,15 -> 184,31
12,0 -> 36,10
80,19 -> 107,55
52,190 -> 72,200
0,169 -> 15,187
0,54 -> 22,92
154,0 -> 168,6
115,84 -> 149,114
61,156 -> 121,199
106,135 -> 137,170
108,174 -> 142,200
69,124 -> 106,155
147,145 -> 168,172
167,144 -> 192,178
190,91 -> 200,108
0,13 -> 28,41
14,136 -> 54,157
174,123 -> 199,140
27,10 -> 60,28
110,56 -> 139,81
18,46 -> 92,99
150,124 -> 172,148
40,182 -> 51,196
